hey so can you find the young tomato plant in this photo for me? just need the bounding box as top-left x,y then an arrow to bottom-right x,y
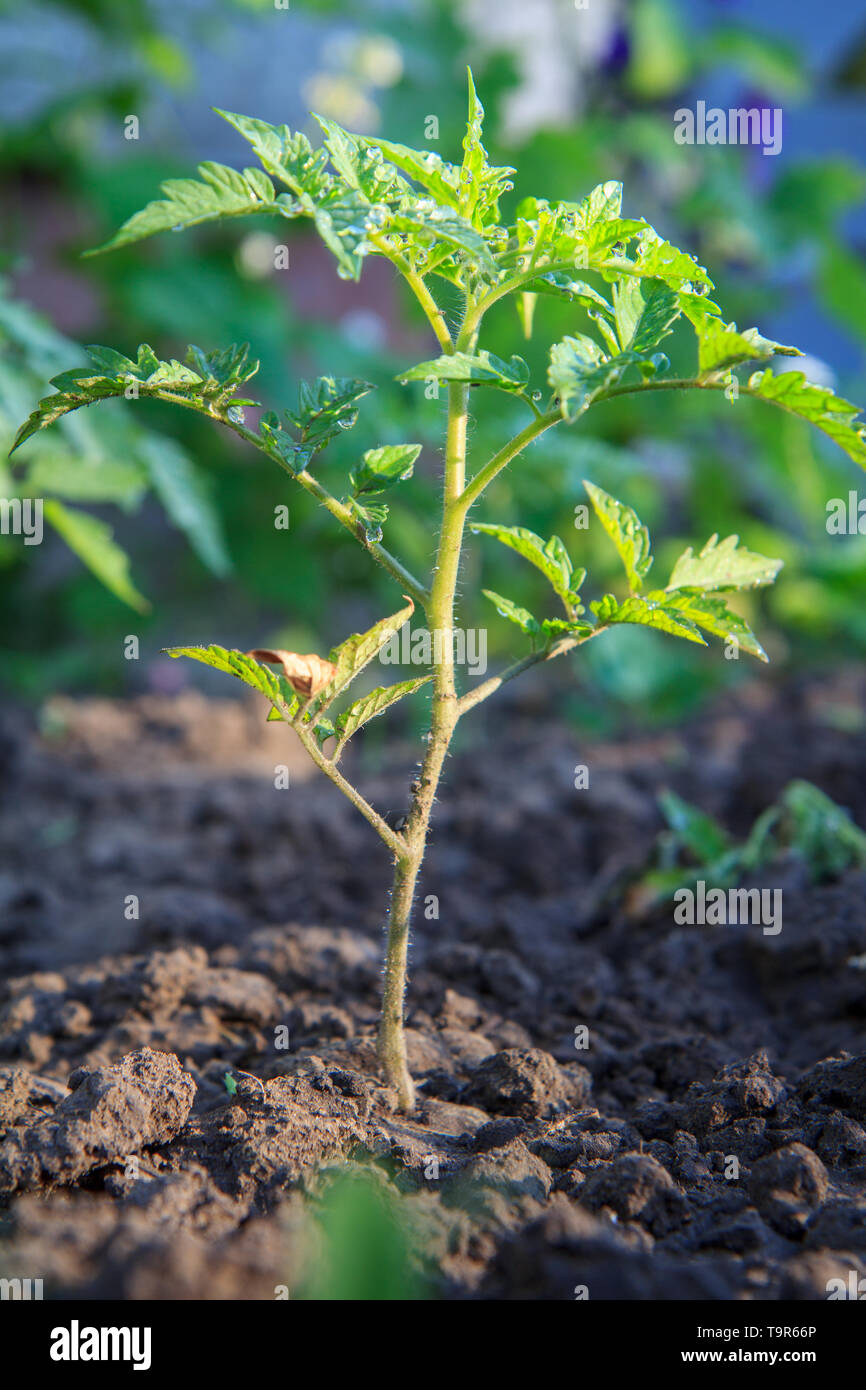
14,73 -> 866,1110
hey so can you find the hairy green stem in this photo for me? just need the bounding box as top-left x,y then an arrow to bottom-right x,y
377,379 -> 469,1108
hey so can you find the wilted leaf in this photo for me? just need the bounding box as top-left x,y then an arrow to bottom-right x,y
247,648 -> 338,696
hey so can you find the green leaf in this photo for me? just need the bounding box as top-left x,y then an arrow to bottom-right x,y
164,643 -> 302,719
335,675 -> 432,747
215,109 -> 373,279
401,350 -> 529,391
591,592 -> 706,645
658,789 -> 731,863
362,136 -> 461,210
43,499 -> 149,612
584,480 -> 653,593
86,162 -> 277,254
262,377 -> 374,467
482,589 -> 539,635
215,109 -> 328,192
386,204 -> 497,276
772,780 -> 866,881
309,597 -> 417,714
458,68 -> 516,230
548,335 -> 628,421
471,522 -> 584,609
11,342 -> 260,453
746,369 -> 866,467
576,179 -> 624,226
667,534 -> 782,592
659,589 -> 770,661
630,226 -> 714,293
347,496 -> 390,539
312,115 -> 411,203
350,443 -> 421,495
523,273 -> 615,319
613,276 -> 680,353
694,317 -> 799,375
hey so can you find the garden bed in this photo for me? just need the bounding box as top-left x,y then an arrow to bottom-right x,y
2,669 -> 866,1299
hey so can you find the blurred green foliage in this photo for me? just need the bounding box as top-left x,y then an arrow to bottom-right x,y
1,0 -> 865,728
297,1163 -> 427,1300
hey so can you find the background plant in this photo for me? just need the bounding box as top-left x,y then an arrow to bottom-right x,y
13,72 -> 866,1106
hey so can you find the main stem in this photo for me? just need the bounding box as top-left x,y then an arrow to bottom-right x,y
377,379 -> 469,1110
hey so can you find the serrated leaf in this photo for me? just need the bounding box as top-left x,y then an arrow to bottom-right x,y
335,675 -> 432,747
401,350 -> 529,391
308,597 -> 416,715
471,522 -> 583,610
164,643 -> 302,718
613,276 -> 680,353
86,161 -> 276,255
215,109 -> 375,279
350,443 -> 421,496
667,534 -> 782,592
185,341 -> 261,391
387,203 -> 497,276
43,499 -> 149,612
523,273 -> 615,319
576,180 -> 624,226
347,496 -> 390,538
265,376 -> 374,463
362,136 -> 461,210
584,480 -> 653,593
482,588 -> 539,635
457,68 -> 515,231
631,226 -> 714,292
548,335 -> 628,421
11,341 -> 259,452
694,317 -> 799,375
659,589 -> 770,661
746,369 -> 866,467
215,109 -> 332,204
313,115 -> 411,203
591,592 -> 705,645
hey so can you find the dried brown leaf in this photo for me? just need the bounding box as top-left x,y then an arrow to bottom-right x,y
247,649 -> 338,696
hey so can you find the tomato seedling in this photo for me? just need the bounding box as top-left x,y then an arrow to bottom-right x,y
14,73 -> 866,1109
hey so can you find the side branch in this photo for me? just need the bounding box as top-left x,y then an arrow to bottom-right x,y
166,399 -> 432,610
292,717 -> 409,859
456,628 -> 605,717
460,408 -> 561,511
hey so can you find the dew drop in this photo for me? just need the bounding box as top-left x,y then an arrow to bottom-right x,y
365,526 -> 383,545
531,390 -> 542,402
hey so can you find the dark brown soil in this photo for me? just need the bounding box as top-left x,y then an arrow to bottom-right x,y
2,670 -> 866,1300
